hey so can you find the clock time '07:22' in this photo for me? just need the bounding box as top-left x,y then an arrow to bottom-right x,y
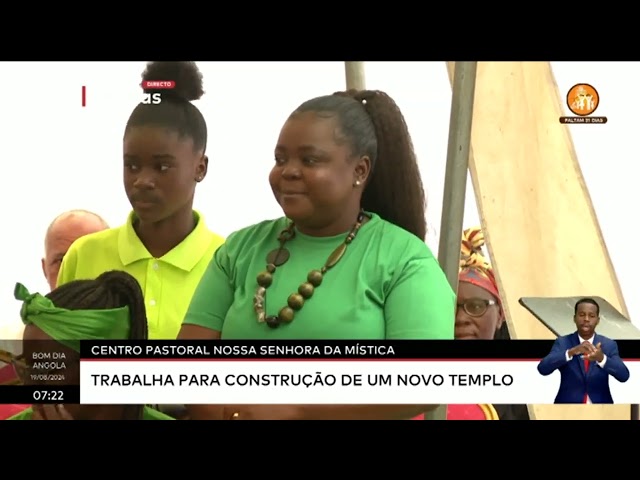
32,390 -> 64,402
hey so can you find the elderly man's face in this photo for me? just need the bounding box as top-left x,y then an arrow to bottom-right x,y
42,216 -> 107,290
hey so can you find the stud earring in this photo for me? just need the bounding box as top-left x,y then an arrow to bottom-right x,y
354,180 -> 361,187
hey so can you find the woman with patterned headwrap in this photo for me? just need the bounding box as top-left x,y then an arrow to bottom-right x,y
415,227 -> 530,420
456,227 -> 507,341
449,227 -> 529,420
3,270 -> 174,420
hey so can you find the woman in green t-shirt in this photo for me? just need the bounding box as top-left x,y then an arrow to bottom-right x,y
179,89 -> 456,420
5,270 -> 172,420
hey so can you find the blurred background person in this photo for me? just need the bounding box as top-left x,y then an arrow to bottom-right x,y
455,227 -> 508,341
436,227 -> 529,420
0,209 -> 108,386
42,209 -> 109,291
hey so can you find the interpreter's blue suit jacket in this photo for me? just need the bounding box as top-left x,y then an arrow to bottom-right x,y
537,332 -> 630,404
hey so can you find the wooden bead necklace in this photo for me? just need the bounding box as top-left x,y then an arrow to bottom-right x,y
253,210 -> 369,329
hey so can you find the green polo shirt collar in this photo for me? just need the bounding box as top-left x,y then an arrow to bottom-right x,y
118,210 -> 212,272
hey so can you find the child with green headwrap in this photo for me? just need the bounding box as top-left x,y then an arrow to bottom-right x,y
6,270 -> 173,420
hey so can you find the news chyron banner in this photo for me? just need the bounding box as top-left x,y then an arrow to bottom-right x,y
77,340 -> 640,405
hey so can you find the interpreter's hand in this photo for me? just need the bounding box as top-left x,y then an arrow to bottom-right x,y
585,342 -> 605,363
225,405 -> 301,420
32,404 -> 74,420
568,342 -> 595,358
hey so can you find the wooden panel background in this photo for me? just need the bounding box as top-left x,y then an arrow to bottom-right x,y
446,62 -> 630,420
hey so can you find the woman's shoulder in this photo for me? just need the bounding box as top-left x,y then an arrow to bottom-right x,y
368,215 -> 436,261
232,217 -> 289,236
222,218 -> 289,251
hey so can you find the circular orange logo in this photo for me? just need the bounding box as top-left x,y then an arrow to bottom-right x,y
566,83 -> 599,116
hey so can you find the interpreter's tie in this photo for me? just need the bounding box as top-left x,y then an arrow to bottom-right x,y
583,343 -> 590,404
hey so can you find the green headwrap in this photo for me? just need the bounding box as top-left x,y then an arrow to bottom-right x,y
14,283 -> 131,352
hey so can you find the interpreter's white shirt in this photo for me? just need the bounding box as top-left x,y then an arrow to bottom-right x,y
565,334 -> 607,404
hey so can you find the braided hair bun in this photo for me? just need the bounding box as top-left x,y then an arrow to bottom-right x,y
141,61 -> 204,102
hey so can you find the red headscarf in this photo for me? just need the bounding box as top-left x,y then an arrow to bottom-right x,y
458,227 -> 503,317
